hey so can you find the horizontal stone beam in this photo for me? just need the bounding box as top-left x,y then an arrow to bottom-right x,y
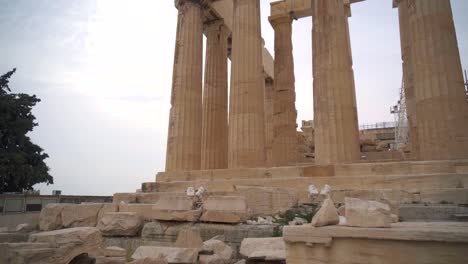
270,0 -> 365,19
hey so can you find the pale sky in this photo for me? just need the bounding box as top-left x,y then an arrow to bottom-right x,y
1,0 -> 467,195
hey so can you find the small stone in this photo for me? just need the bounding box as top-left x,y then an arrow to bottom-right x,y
311,198 -> 339,227
196,186 -> 207,197
320,184 -> 332,196
200,237 -> 233,264
15,223 -> 35,232
240,237 -> 285,261
186,187 -> 196,197
308,185 -> 319,196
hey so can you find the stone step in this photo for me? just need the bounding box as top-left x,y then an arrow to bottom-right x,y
399,204 -> 468,221
453,214 -> 468,221
144,173 -> 468,203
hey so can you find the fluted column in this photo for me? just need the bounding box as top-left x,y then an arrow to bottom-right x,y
270,15 -> 298,166
312,0 -> 360,165
201,21 -> 229,169
395,0 -> 419,159
406,0 -> 468,160
166,0 -> 203,171
228,0 -> 266,168
264,77 -> 274,166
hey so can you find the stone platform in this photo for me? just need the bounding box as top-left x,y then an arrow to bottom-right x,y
283,222 -> 468,264
141,160 -> 468,207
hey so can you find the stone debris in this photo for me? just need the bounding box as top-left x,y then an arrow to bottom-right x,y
199,236 -> 234,264
311,198 -> 339,227
174,228 -> 204,249
15,223 -> 36,233
0,227 -> 103,264
104,246 -> 127,257
288,217 -> 308,226
200,196 -> 247,224
39,203 -> 67,231
240,237 -> 286,261
345,197 -> 392,228
61,203 -> 103,228
132,246 -> 198,263
186,187 -> 196,197
97,212 -> 143,236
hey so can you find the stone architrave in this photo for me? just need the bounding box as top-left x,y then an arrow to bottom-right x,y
269,15 -> 298,166
312,0 -> 360,165
166,0 -> 204,171
403,0 -> 468,160
201,21 -> 229,170
228,0 -> 266,168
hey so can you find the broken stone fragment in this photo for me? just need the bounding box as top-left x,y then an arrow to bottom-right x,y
132,246 -> 198,263
129,257 -> 169,264
345,197 -> 392,228
97,212 -> 143,236
311,198 -> 339,227
174,228 -> 204,249
200,236 -> 234,264
240,237 -> 286,261
61,203 -> 103,228
196,186 -> 207,197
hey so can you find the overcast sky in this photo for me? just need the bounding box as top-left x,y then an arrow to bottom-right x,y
1,0 -> 467,195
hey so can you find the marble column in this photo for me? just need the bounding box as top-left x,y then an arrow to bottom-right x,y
201,21 -> 229,169
395,0 -> 419,159
166,0 -> 203,171
270,15 -> 298,166
405,0 -> 468,160
312,0 -> 360,165
264,77 -> 274,167
228,0 -> 266,168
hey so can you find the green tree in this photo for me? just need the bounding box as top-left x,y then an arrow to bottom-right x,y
0,68 -> 53,192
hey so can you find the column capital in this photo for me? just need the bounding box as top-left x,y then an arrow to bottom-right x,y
203,19 -> 228,35
268,14 -> 293,28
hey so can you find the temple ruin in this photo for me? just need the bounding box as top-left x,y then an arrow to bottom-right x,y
2,0 -> 468,263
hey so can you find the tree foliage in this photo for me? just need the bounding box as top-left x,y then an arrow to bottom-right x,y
0,68 -> 53,192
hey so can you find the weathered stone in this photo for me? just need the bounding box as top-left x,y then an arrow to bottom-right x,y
200,196 -> 246,224
174,228 -> 203,249
104,246 -> 126,257
235,186 -> 298,216
113,193 -> 137,204
119,204 -> 159,221
200,237 -> 233,264
345,197 -> 392,228
129,257 -> 168,264
15,223 -> 36,233
233,261 -> 245,264
62,203 -> 103,228
152,196 -> 200,222
39,203 -> 67,231
97,212 -> 143,237
96,256 -> 126,264
132,246 -> 198,264
240,237 -> 286,261
311,198 -> 339,227
98,204 -> 119,223
16,227 -> 103,264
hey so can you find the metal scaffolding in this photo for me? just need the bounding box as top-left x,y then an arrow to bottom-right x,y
390,79 -> 409,149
